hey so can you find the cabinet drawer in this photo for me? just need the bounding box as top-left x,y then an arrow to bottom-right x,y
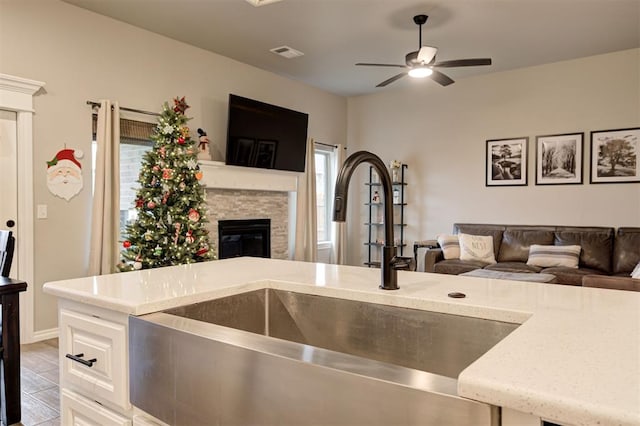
60,309 -> 129,411
133,414 -> 169,426
62,389 -> 132,426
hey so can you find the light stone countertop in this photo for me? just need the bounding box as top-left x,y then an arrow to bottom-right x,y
43,257 -> 640,426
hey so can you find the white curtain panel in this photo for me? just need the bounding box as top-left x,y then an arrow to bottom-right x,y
330,144 -> 347,265
293,138 -> 317,261
88,100 -> 120,275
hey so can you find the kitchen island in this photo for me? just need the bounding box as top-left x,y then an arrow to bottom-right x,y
44,257 -> 639,426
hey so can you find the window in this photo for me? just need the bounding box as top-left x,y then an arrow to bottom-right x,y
92,115 -> 155,239
315,149 -> 331,244
315,143 -> 336,248
118,140 -> 153,236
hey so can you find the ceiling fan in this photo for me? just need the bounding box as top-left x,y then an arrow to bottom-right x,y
356,14 -> 492,88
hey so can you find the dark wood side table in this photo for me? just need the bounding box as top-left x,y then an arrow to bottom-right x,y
0,277 -> 27,426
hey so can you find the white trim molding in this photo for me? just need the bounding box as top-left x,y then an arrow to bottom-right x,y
198,160 -> 299,192
0,73 -> 45,344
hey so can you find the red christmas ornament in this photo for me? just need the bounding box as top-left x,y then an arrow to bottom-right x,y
177,137 -> 185,145
196,247 -> 208,257
147,201 -> 156,209
185,230 -> 194,244
188,208 -> 200,222
123,240 -> 131,248
135,198 -> 144,208
162,168 -> 173,179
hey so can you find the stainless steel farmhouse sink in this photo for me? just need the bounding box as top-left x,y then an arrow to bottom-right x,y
129,289 -> 519,425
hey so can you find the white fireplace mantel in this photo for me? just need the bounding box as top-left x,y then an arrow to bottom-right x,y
198,160 -> 299,192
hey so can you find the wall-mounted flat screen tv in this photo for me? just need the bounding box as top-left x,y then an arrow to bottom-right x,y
226,94 -> 309,172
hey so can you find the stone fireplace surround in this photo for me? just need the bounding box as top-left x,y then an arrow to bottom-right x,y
199,160 -> 298,260
205,188 -> 288,259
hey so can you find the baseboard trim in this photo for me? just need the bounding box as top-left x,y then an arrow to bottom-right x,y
29,327 -> 58,343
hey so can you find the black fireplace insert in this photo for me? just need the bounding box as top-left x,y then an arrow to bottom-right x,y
218,219 -> 271,259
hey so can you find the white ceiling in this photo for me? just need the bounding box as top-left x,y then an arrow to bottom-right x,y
61,0 -> 640,97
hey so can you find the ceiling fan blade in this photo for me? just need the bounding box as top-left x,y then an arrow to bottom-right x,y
433,58 -> 492,68
430,70 -> 455,86
356,63 -> 407,68
376,72 -> 408,87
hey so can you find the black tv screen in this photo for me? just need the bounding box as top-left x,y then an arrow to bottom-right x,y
226,94 -> 309,172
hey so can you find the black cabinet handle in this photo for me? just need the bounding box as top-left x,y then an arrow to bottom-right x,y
6,220 -> 15,228
66,353 -> 97,367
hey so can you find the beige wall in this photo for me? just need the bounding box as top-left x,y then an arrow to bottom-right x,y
0,0 -> 347,332
347,49 -> 640,266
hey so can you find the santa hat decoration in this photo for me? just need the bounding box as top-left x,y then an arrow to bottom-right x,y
47,148 -> 83,169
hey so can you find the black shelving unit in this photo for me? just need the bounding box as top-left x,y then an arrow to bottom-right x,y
364,164 -> 407,268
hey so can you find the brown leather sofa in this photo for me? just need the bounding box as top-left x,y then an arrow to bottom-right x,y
582,227 -> 640,291
582,275 -> 640,291
423,224 -> 639,286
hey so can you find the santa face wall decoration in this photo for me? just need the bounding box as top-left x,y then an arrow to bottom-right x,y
46,148 -> 84,201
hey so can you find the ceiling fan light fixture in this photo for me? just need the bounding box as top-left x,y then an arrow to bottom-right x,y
245,0 -> 283,6
408,67 -> 433,78
417,46 -> 438,64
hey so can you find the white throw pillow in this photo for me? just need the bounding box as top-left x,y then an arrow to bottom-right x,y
527,244 -> 581,268
458,233 -> 497,264
631,261 -> 640,279
437,234 -> 460,260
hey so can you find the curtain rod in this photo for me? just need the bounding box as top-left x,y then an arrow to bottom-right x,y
86,100 -> 160,117
314,141 -> 345,149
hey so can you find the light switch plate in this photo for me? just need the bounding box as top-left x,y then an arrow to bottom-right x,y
37,204 -> 47,219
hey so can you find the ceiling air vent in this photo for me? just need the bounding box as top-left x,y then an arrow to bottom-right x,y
270,46 -> 304,59
245,0 -> 283,6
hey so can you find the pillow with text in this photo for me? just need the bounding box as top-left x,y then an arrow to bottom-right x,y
458,233 -> 497,264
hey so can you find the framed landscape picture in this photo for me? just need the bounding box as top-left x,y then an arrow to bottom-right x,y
590,127 -> 640,184
486,137 -> 528,186
255,140 -> 278,169
535,132 -> 583,185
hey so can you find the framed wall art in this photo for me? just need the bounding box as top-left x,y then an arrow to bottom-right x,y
590,127 -> 640,184
486,137 -> 528,186
232,137 -> 256,166
255,140 -> 278,169
535,132 -> 583,185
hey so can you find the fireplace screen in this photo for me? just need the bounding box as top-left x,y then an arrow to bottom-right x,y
218,219 -> 271,259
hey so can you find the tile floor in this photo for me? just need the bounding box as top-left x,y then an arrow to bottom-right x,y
15,338 -> 60,426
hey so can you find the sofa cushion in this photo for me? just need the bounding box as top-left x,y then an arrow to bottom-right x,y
459,234 -> 497,264
541,267 -> 604,286
437,234 -> 460,259
434,259 -> 487,275
498,229 -> 555,262
554,227 -> 614,273
454,224 -> 505,256
527,244 -> 581,268
583,274 -> 640,291
613,227 -> 640,274
485,262 -> 543,273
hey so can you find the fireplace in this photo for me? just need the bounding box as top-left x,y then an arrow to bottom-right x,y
218,219 -> 271,259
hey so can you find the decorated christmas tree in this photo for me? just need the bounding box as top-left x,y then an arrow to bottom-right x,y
118,97 -> 214,271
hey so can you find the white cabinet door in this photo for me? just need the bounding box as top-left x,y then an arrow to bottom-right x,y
62,389 -> 132,426
60,309 -> 129,411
